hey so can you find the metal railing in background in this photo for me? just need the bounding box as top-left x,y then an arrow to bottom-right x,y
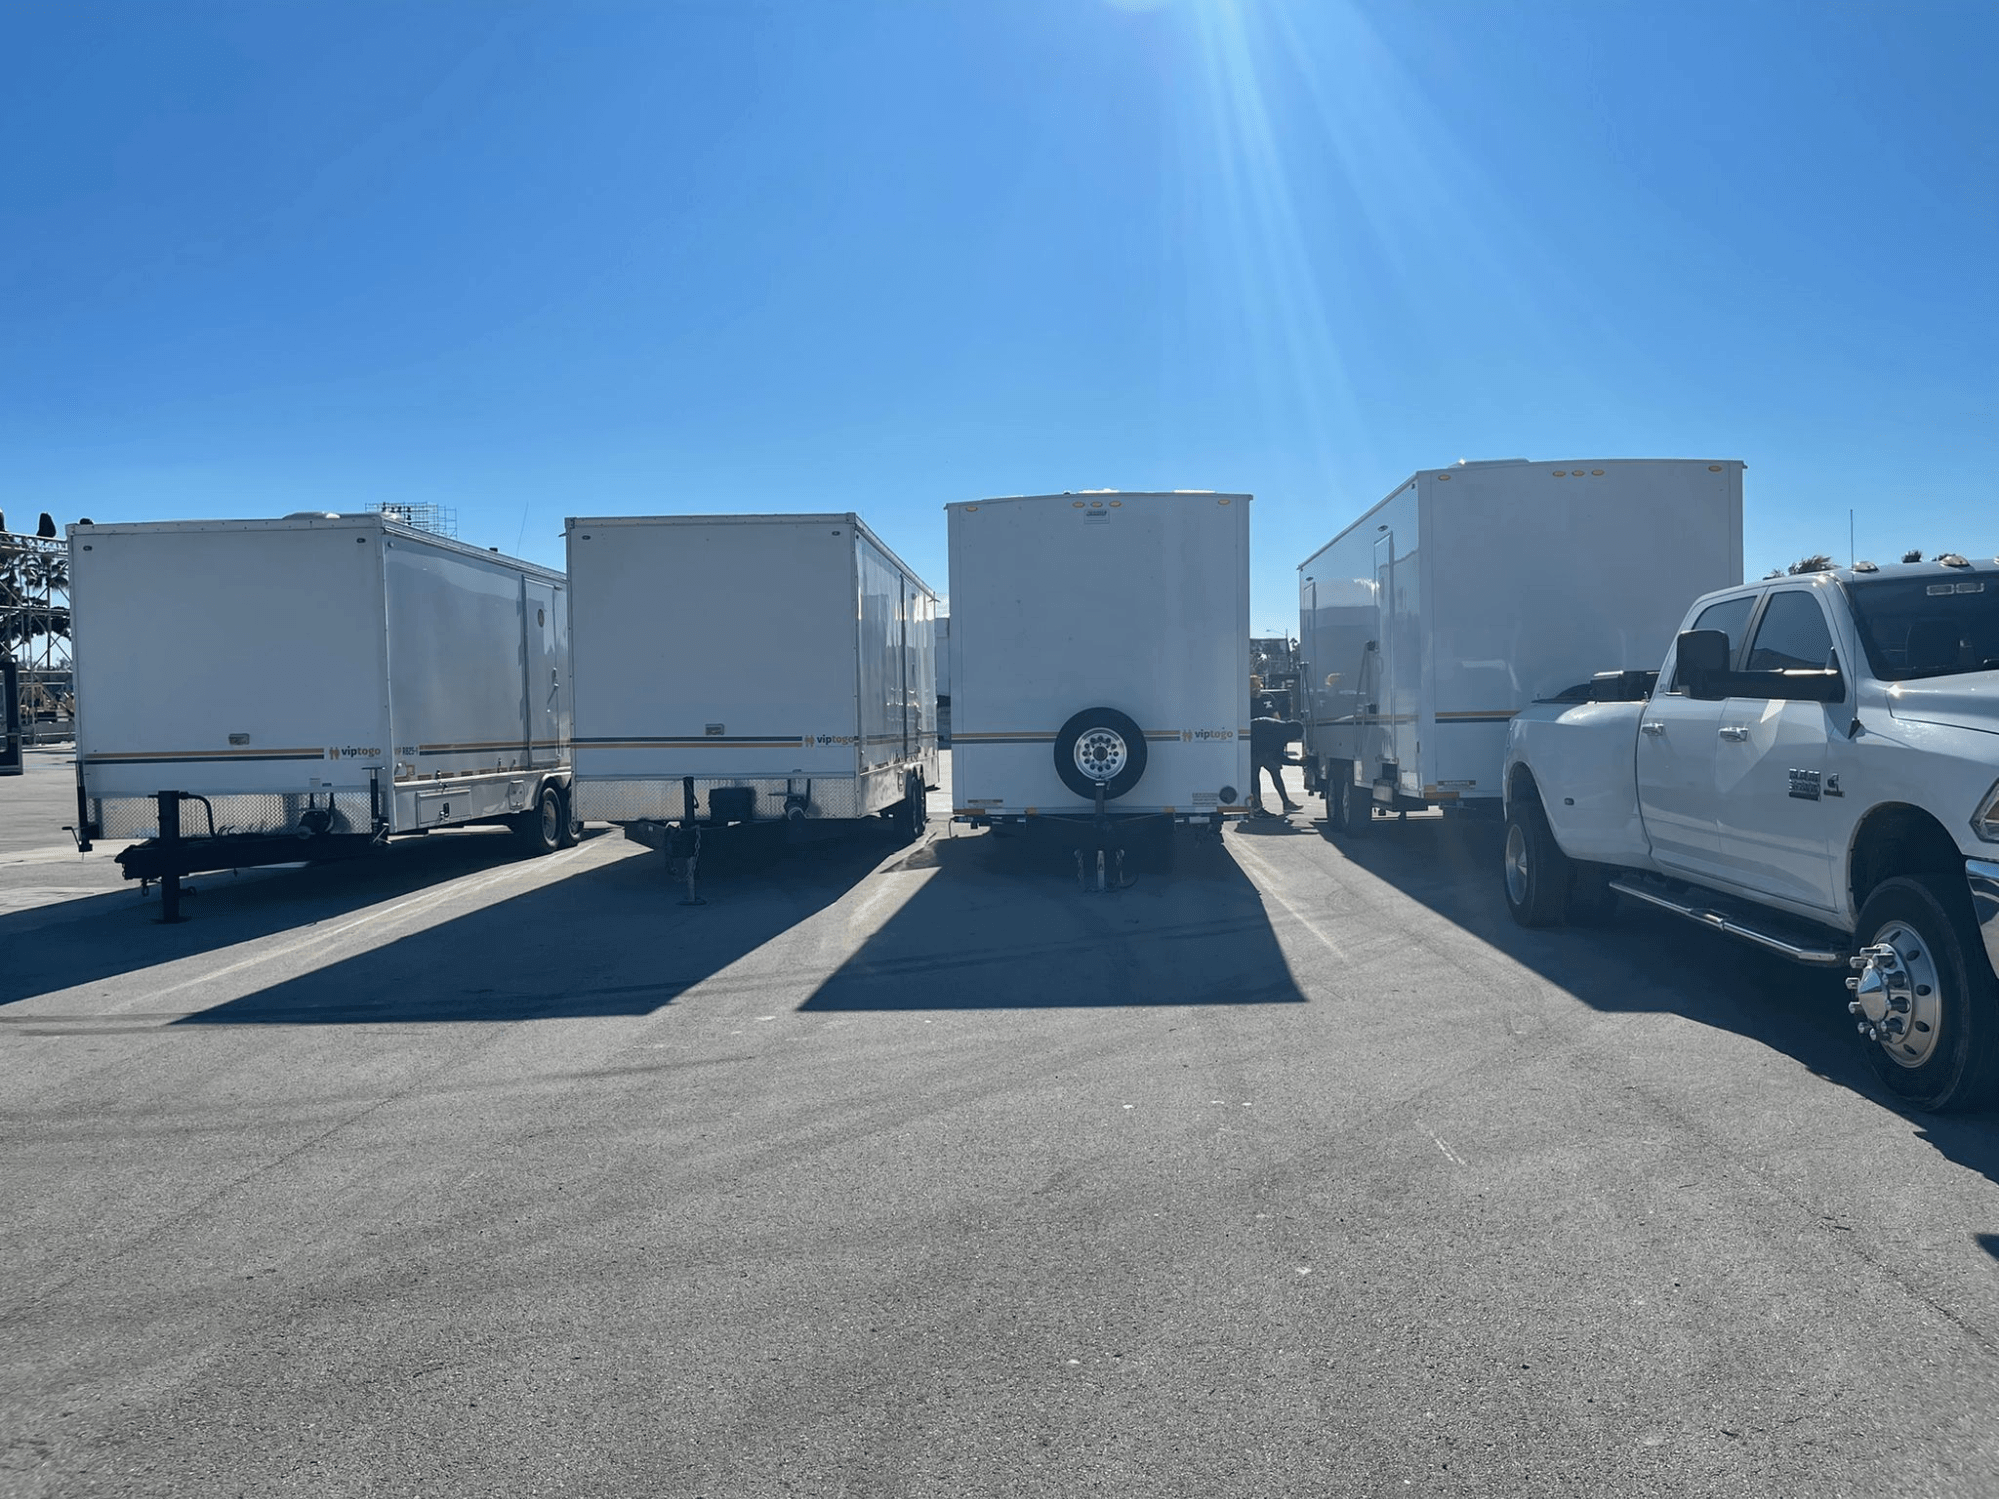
1,523 -> 75,747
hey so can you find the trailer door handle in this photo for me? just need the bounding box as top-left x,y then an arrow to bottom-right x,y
1718,725 -> 1750,742
1640,721 -> 1666,736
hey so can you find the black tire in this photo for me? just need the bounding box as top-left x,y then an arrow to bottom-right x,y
516,784 -> 563,855
1502,792 -> 1569,928
1053,706 -> 1148,800
1567,860 -> 1621,925
1851,875 -> 1999,1112
896,771 -> 928,844
1329,763 -> 1368,837
556,783 -> 581,848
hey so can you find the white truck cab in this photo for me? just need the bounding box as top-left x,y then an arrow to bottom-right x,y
1505,558 -> 1999,1111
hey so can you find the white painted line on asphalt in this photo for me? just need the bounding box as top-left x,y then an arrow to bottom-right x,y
1422,1123 -> 1467,1166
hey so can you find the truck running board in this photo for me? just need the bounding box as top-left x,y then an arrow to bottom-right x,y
1607,877 -> 1848,966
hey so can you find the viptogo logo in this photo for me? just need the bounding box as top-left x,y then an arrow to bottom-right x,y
328,745 -> 383,760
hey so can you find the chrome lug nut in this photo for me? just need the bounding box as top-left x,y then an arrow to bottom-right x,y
1846,977 -> 1861,992
1848,999 -> 1864,1014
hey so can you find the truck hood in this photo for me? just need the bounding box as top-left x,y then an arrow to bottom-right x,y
1885,672 -> 1999,736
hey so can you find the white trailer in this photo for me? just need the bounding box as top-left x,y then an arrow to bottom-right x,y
564,514 -> 938,879
1297,458 -> 1744,833
70,514 -> 575,912
946,491 -> 1252,881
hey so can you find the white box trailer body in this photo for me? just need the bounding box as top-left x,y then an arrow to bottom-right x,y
1298,458 -> 1743,817
71,514 -> 573,863
947,491 -> 1251,826
565,514 -> 938,828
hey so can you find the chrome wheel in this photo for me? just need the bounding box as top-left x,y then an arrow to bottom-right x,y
1849,920 -> 1944,1069
540,790 -> 562,847
1073,728 -> 1129,784
1504,820 -> 1530,905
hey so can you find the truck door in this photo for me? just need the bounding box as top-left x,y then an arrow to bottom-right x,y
1712,588 -> 1840,911
1635,593 -> 1753,879
523,578 -> 564,768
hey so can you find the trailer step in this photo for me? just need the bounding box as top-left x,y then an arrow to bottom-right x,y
1608,875 -> 1848,966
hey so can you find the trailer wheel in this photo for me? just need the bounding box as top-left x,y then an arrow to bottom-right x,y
1502,792 -> 1569,928
896,771 -> 928,844
557,783 -> 581,848
1850,875 -> 1999,1112
517,784 -> 564,855
1329,764 -> 1367,837
1053,707 -> 1148,800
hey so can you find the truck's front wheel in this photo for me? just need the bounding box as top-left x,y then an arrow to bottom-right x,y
1850,875 -> 1999,1112
1502,794 -> 1569,928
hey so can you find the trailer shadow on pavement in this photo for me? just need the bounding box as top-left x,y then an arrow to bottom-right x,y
0,829 -> 567,1007
1318,810 -> 1999,1181
799,828 -> 1306,1011
172,828 -> 900,1026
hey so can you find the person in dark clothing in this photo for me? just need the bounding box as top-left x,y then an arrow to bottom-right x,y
1249,713 -> 1304,814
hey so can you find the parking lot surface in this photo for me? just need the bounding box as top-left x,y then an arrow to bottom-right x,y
7,750 -> 1999,1496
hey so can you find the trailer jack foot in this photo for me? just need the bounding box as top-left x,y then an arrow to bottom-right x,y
672,824 -> 707,906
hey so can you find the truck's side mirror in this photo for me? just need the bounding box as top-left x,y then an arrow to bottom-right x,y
1675,629 -> 1731,699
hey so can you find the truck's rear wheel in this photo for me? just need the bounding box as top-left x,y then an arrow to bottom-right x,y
557,783 -> 581,848
1502,793 -> 1569,927
1329,764 -> 1367,837
1850,875 -> 1999,1112
516,784 -> 564,855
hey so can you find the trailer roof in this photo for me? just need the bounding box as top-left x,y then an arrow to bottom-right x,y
945,490 -> 1251,509
564,512 -> 935,599
1295,458 -> 1745,571
67,513 -> 567,584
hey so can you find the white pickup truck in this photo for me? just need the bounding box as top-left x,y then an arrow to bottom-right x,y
1503,558 -> 1999,1111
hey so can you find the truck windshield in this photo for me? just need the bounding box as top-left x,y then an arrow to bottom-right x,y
1849,574 -> 1999,680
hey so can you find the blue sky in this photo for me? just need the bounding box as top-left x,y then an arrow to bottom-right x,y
4,0 -> 1994,631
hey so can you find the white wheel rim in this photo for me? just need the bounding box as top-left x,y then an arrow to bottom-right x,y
540,794 -> 560,844
1074,728 -> 1129,783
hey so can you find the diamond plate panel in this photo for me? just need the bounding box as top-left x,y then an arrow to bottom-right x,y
94,792 -> 365,841
575,776 -> 874,823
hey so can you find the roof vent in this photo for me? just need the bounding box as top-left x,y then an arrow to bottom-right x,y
1939,552 -> 1971,568
284,511 -> 342,520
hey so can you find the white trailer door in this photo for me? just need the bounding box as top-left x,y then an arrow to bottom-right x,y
524,577 -> 565,768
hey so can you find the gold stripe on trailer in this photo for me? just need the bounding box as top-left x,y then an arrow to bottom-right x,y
83,747 -> 326,763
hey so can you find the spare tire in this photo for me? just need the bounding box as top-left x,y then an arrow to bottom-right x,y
1054,706 -> 1149,800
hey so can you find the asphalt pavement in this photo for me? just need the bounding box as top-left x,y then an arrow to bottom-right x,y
6,751 -> 1999,1496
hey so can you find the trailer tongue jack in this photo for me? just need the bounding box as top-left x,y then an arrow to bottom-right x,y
1071,780 -> 1131,895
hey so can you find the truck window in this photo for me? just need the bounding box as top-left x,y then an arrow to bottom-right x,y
1745,591 -> 1834,671
1850,573 -> 1999,680
1670,595 -> 1755,690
